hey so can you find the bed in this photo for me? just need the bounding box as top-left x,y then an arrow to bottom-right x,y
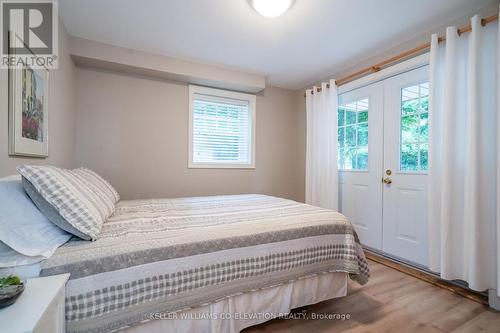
38,194 -> 369,333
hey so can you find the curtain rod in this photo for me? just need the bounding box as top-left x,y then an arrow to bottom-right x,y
304,12 -> 499,97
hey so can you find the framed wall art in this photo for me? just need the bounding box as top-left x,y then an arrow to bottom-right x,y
8,33 -> 50,157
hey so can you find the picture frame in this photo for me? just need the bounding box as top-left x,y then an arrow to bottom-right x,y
8,31 -> 50,158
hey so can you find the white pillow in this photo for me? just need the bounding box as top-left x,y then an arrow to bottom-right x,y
0,241 -> 45,267
0,177 -> 71,258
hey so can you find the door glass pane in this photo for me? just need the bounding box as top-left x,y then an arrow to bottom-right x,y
357,123 -> 368,146
356,147 -> 369,169
358,111 -> 368,122
401,143 -> 419,171
346,110 -> 357,125
346,147 -> 357,169
400,82 -> 429,172
420,143 -> 428,170
338,98 -> 369,170
346,125 -> 356,146
419,112 -> 428,142
401,114 -> 419,144
338,127 -> 345,144
338,107 -> 345,126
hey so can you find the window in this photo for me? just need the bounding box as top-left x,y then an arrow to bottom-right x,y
338,98 -> 369,170
400,82 -> 429,172
189,85 -> 256,168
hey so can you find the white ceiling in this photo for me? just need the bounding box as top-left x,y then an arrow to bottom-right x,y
59,0 -> 493,90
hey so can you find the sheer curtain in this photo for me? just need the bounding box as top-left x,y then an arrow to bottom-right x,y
428,13 -> 500,302
305,80 -> 338,210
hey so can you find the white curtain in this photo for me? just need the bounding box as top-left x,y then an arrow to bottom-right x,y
305,80 -> 338,210
428,14 -> 500,298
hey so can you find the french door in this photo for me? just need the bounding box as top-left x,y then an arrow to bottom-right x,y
338,82 -> 384,250
338,66 -> 429,267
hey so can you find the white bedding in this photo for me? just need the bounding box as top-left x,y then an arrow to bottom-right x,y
0,175 -> 71,262
0,261 -> 42,280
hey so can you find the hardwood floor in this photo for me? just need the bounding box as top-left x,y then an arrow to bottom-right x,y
243,260 -> 500,333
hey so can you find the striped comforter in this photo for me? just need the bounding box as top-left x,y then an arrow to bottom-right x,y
41,194 -> 369,333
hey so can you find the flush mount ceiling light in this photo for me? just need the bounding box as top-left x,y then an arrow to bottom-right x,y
252,0 -> 293,18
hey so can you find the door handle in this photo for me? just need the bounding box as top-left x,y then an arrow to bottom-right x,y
382,177 -> 392,185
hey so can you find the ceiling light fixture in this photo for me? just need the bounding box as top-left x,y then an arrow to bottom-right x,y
252,0 -> 293,18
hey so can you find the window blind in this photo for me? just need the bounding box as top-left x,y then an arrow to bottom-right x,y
192,93 -> 252,165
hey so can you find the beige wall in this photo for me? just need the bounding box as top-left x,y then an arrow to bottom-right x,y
0,22 -> 76,177
75,68 -> 305,201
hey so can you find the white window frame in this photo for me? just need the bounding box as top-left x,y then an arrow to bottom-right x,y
188,85 -> 256,169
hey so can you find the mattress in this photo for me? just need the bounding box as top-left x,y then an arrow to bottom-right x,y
41,194 -> 369,333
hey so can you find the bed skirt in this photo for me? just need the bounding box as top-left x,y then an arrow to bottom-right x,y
120,271 -> 348,333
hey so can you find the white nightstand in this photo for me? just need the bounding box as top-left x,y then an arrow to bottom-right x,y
0,273 -> 69,333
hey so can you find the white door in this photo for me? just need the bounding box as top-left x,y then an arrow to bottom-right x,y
338,82 -> 384,250
382,66 -> 429,266
337,66 -> 429,267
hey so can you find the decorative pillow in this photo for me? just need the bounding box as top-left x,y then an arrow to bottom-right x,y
23,177 -> 91,240
0,176 -> 71,259
17,165 -> 114,240
74,168 -> 120,205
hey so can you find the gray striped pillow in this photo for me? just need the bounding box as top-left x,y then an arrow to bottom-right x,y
74,168 -> 120,204
17,165 -> 116,240
72,168 -> 119,219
